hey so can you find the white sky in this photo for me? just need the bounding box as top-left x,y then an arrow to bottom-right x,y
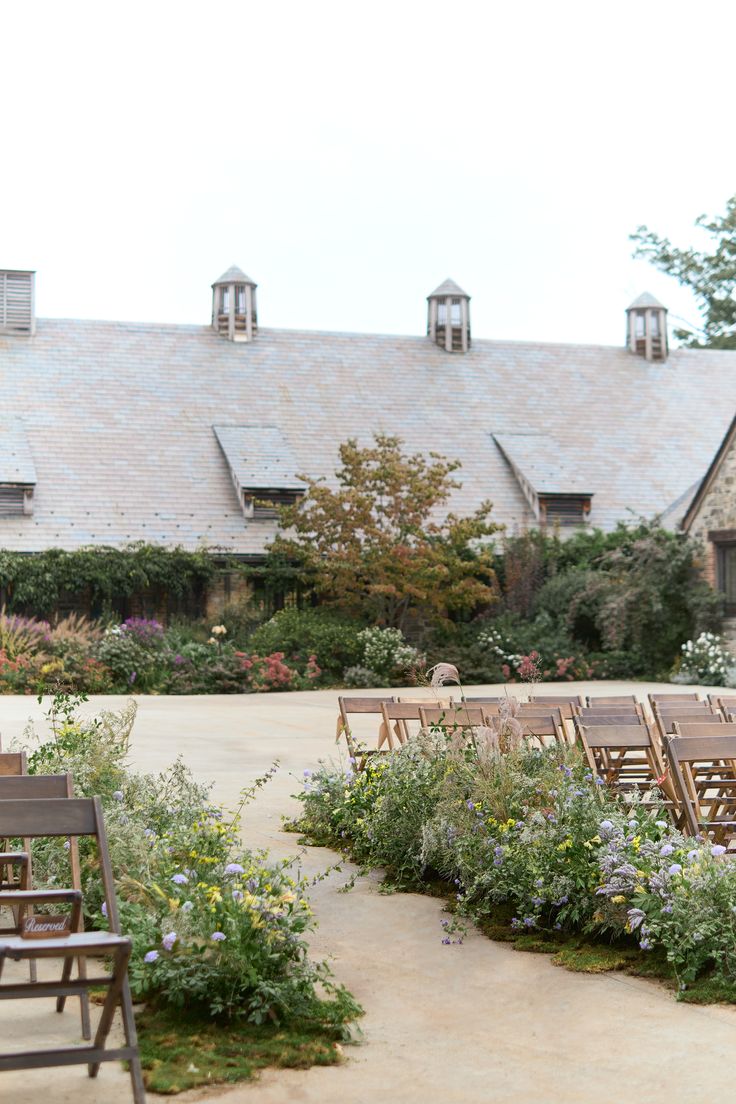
2,0 -> 734,345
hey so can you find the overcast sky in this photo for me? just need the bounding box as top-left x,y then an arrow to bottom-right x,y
2,0 -> 734,346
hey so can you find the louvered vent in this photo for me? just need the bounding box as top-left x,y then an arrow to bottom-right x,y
245,490 -> 302,520
540,495 -> 590,527
0,271 -> 35,335
0,486 -> 27,516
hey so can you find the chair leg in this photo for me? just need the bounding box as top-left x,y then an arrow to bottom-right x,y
120,977 -> 146,1104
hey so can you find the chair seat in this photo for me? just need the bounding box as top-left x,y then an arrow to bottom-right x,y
0,930 -> 131,959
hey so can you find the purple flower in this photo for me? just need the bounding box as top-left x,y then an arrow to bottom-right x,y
210,931 -> 226,942
162,932 -> 177,951
171,873 -> 188,885
144,950 -> 159,964
232,889 -> 244,902
627,907 -> 646,931
466,801 -> 475,811
687,849 -> 699,863
441,937 -> 451,945
101,902 -> 108,918
129,671 -> 137,684
599,820 -> 614,834
640,938 -> 653,951
668,863 -> 682,876
531,896 -> 544,906
112,791 -> 124,802
595,778 -> 605,787
712,845 -> 727,857
659,843 -> 674,857
174,654 -> 184,665
224,863 -> 245,876
181,900 -> 194,912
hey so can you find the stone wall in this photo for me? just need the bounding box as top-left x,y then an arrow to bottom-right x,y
687,436 -> 736,587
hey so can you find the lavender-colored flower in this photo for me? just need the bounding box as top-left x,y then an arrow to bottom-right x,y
181,901 -> 194,912
112,791 -> 124,802
687,849 -> 699,863
534,878 -> 544,888
712,845 -> 727,857
441,937 -> 451,945
640,938 -> 653,951
171,873 -> 188,885
659,843 -> 674,857
210,931 -> 226,942
129,671 -> 137,684
523,916 -> 535,928
63,840 -> 71,851
655,820 -> 667,829
531,896 -> 544,907
599,820 -> 614,834
627,907 -> 646,931
595,778 -> 605,787
466,800 -> 475,811
162,932 -> 177,951
668,863 -> 682,876
101,902 -> 108,918
144,950 -> 159,964
583,773 -> 593,782
224,863 -> 245,876
303,769 -> 312,778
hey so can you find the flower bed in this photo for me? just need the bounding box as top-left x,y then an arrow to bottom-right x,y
19,693 -> 360,1088
297,727 -> 736,998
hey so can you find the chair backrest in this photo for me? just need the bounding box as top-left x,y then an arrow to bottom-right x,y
649,693 -> 701,703
586,694 -> 638,706
655,701 -> 711,712
419,704 -> 489,728
0,795 -> 121,930
672,721 -> 736,737
0,773 -> 72,799
0,751 -> 27,776
525,697 -> 580,720
462,697 -> 506,704
714,696 -> 736,712
577,712 -> 645,726
666,735 -> 736,841
577,723 -> 666,792
338,696 -> 392,717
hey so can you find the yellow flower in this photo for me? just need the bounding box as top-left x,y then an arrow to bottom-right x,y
631,836 -> 641,852
611,895 -> 626,905
557,839 -> 573,851
168,898 -> 180,910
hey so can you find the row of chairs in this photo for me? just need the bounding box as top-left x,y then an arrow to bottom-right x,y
337,692 -> 736,847
0,752 -> 144,1102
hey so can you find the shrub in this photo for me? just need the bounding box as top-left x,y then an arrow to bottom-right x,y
247,608 -> 362,682
356,626 -> 421,683
674,632 -> 734,685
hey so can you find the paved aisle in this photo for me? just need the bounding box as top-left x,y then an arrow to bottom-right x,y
0,684 -> 735,1104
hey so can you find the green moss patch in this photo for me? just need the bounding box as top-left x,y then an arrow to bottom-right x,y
137,1004 -> 350,1094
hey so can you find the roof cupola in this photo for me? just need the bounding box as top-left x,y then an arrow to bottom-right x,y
427,278 -> 470,353
212,266 -> 257,342
626,291 -> 667,362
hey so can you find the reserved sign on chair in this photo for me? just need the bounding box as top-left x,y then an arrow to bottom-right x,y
20,915 -> 72,939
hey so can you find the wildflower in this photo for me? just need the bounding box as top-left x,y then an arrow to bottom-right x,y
640,938 -> 653,951
162,932 -> 177,951
611,895 -> 626,905
171,873 -> 188,885
712,845 -> 727,857
112,791 -> 124,802
211,624 -> 227,636
687,849 -> 699,863
531,896 -> 544,907
534,878 -> 544,888
668,863 -> 682,876
595,778 -> 605,787
144,950 -> 159,964
181,901 -> 194,912
584,773 -> 593,782
210,931 -> 226,942
599,820 -> 614,834
101,902 -> 108,918
659,843 -> 674,857
63,840 -> 70,851
655,820 -> 667,829
224,863 -> 245,875
441,937 -> 451,945
627,907 -> 646,931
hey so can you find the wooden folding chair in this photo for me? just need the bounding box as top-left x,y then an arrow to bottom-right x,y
336,696 -> 393,758
0,796 -> 145,1103
0,772 -> 91,1039
377,702 -> 420,751
526,694 -> 583,713
0,753 -> 30,895
516,712 -> 567,747
577,722 -> 670,800
666,734 -> 736,846
654,707 -> 722,744
578,710 -> 645,726
673,722 -> 736,738
649,692 -> 701,705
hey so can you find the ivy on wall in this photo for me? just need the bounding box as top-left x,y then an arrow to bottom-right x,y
0,543 -> 217,616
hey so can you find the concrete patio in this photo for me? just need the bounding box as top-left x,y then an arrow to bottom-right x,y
0,682 -> 734,1104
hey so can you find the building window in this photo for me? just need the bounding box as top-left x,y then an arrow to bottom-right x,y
635,311 -> 645,338
450,299 -> 461,325
539,495 -> 590,527
221,288 -> 230,313
236,286 -> 245,313
243,489 -> 301,520
717,542 -> 736,615
0,486 -> 30,516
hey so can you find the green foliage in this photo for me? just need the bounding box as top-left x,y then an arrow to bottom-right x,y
269,433 -> 500,629
0,543 -> 215,618
632,195 -> 736,348
20,693 -> 360,1028
248,608 -> 363,681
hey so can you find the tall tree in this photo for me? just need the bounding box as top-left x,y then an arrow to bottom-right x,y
268,433 -> 500,630
631,195 -> 736,348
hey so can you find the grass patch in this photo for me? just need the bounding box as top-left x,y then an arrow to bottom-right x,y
137,1003 -> 352,1094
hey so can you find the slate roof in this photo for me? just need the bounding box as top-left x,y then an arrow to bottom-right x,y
1,317 -> 736,553
0,417 -> 36,485
493,433 -> 593,496
628,291 -> 666,310
428,279 -> 470,299
212,266 -> 256,287
213,425 -> 306,491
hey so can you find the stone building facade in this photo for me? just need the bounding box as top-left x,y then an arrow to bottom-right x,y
683,415 -> 736,625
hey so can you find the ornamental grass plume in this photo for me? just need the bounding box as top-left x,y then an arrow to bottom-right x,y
427,662 -> 461,689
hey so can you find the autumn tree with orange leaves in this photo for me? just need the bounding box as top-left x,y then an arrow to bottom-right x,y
269,434 -> 500,630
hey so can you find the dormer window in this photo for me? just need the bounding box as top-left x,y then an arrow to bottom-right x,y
213,424 -> 306,523
539,494 -> 591,527
243,490 -> 302,520
211,266 -> 258,342
0,417 -> 36,516
626,292 -> 668,361
427,279 -> 471,353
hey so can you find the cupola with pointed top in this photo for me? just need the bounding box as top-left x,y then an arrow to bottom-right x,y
212,266 -> 257,341
626,291 -> 667,362
427,278 -> 471,353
